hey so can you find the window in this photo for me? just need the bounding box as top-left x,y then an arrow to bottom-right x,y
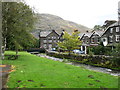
52,37 -> 54,39
54,40 -> 56,43
43,40 -> 47,43
53,37 -> 56,39
48,37 -> 51,39
49,44 -> 52,49
116,27 -> 119,32
97,38 -> 100,43
110,28 -> 113,33
116,35 -> 120,42
109,36 -> 113,42
43,44 -> 47,48
49,40 -> 52,43
91,38 -> 94,43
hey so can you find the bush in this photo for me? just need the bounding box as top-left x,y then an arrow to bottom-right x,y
46,51 -> 120,70
88,46 -> 112,55
26,48 -> 46,53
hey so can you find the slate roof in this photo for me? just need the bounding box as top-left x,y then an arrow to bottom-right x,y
31,30 -> 59,39
101,21 -> 120,37
40,30 -> 53,37
93,31 -> 104,37
79,33 -> 85,39
84,32 -> 93,38
109,21 -> 120,27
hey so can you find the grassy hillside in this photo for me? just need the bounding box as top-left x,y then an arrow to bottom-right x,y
32,13 -> 91,39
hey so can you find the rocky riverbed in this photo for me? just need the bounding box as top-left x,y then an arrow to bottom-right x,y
37,54 -> 120,76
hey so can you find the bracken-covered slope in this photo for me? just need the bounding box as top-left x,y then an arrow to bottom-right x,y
32,13 -> 91,39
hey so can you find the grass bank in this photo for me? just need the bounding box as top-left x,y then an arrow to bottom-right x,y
2,51 -> 119,88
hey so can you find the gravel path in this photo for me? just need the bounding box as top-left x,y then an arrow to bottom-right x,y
37,54 -> 120,76
0,65 -> 11,89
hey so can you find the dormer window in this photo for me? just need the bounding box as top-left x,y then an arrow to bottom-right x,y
116,27 -> 119,32
110,28 -> 113,33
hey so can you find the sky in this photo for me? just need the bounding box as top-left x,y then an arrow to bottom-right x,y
25,0 -> 120,28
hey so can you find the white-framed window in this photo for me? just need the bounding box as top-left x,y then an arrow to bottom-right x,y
110,28 -> 113,33
43,40 -> 47,43
52,37 -> 54,39
54,40 -> 56,43
49,44 -> 52,49
43,44 -> 47,48
49,40 -> 52,43
109,36 -> 113,42
53,37 -> 56,39
48,37 -> 51,39
116,35 -> 120,42
116,27 -> 119,32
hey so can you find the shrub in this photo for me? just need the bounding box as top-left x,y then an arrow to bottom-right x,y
46,51 -> 120,70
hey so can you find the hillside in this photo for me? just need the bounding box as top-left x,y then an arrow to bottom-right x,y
32,13 -> 91,39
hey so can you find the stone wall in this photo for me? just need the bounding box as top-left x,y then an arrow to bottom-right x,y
46,51 -> 120,70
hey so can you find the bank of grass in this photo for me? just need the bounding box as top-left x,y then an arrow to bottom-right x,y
2,51 -> 119,88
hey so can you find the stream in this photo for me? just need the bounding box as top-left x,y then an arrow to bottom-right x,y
36,54 -> 120,76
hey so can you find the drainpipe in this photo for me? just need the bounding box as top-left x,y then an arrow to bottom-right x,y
85,46 -> 87,54
39,30 -> 41,48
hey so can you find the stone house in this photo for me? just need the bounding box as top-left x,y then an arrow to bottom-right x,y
79,31 -> 104,54
39,30 -> 60,50
101,22 -> 120,46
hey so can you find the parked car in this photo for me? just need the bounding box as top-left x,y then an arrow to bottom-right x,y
73,49 -> 85,54
51,48 -> 56,51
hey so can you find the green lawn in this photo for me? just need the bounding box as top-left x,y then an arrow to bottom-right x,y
2,51 -> 119,88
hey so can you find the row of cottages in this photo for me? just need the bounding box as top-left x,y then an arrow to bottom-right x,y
79,31 -> 104,54
80,20 -> 120,54
38,21 -> 120,52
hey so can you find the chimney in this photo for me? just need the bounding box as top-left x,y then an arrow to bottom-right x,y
74,29 -> 78,32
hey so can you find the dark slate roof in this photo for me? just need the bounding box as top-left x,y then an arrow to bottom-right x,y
101,21 -> 120,37
93,31 -> 104,37
84,32 -> 93,38
40,30 -> 52,37
109,21 -> 120,27
79,33 -> 85,39
31,30 -> 60,39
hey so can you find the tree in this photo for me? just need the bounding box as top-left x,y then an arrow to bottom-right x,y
2,2 -> 36,56
57,31 -> 82,55
93,25 -> 103,31
0,1 -> 4,60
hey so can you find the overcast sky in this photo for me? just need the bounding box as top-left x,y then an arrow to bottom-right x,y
25,0 -> 120,28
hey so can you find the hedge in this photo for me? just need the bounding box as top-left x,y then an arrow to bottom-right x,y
46,51 -> 120,70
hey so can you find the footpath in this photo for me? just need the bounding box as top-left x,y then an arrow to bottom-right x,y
0,65 -> 11,89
